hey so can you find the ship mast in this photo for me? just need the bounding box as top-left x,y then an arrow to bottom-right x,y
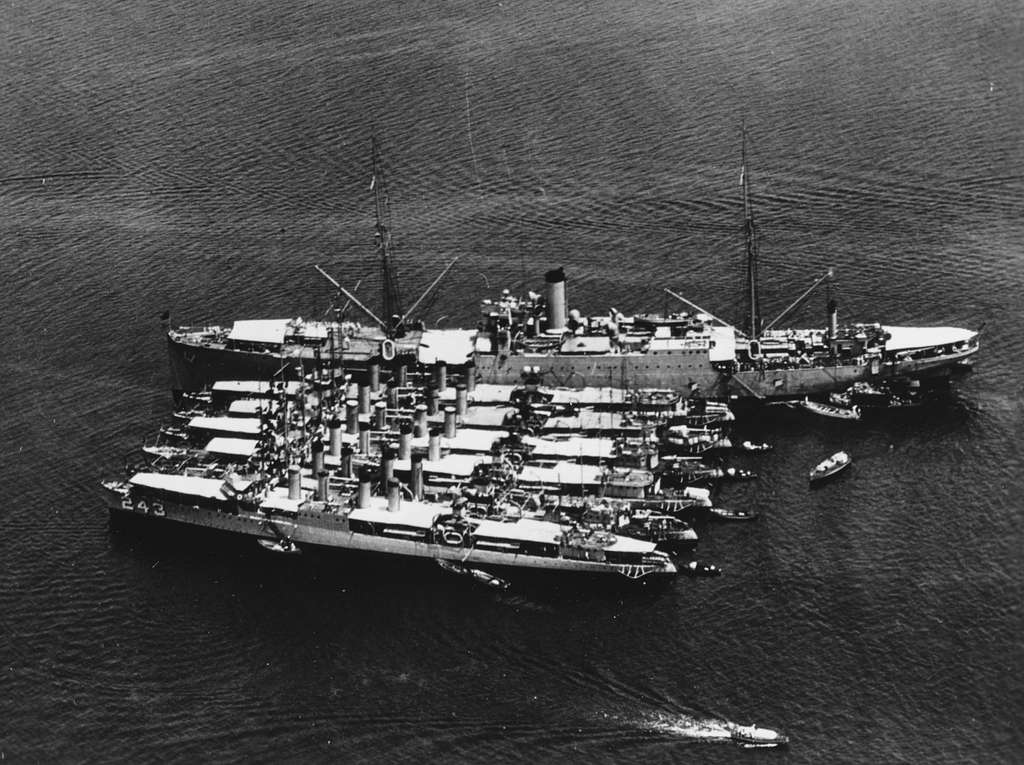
741,126 -> 761,340
371,136 -> 405,336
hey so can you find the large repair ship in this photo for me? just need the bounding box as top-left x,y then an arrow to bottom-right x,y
470,266 -> 979,397
166,140 -> 979,398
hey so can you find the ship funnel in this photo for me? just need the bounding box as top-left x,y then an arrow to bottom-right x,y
358,383 -> 371,415
428,428 -> 442,461
828,298 -> 839,344
386,385 -> 399,410
358,420 -> 371,455
398,420 -> 413,460
287,464 -> 302,500
368,360 -> 380,393
413,404 -> 428,437
425,384 -> 439,416
444,406 -> 457,438
387,478 -> 401,512
410,453 -> 424,499
393,362 -> 407,388
328,417 -> 343,457
356,468 -> 372,508
316,470 -> 329,502
373,400 -> 387,430
544,267 -> 567,331
380,442 -> 397,486
434,360 -> 448,393
311,438 -> 325,475
464,361 -> 476,393
455,384 -> 468,416
340,444 -> 354,479
345,399 -> 359,434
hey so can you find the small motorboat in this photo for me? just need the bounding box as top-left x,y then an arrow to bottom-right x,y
436,559 -> 510,590
257,537 -> 301,555
737,440 -> 772,452
726,722 -> 789,748
142,445 -> 193,461
721,466 -> 758,480
809,450 -> 852,483
681,560 -> 722,577
706,505 -> 758,522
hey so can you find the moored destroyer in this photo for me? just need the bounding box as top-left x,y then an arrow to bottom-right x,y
100,469 -> 677,581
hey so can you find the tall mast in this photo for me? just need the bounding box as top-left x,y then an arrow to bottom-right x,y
741,126 -> 761,339
371,137 -> 404,335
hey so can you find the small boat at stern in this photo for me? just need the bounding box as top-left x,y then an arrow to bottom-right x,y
726,722 -> 790,748
809,450 -> 852,483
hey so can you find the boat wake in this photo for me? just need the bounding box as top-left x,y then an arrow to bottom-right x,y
633,710 -> 790,749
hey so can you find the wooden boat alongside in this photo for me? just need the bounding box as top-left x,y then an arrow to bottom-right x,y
436,559 -> 510,590
790,398 -> 861,420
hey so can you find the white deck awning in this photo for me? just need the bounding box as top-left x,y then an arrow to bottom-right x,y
348,503 -> 440,529
409,428 -> 502,453
188,416 -> 263,436
417,329 -> 476,364
708,325 -> 737,362
129,472 -> 230,499
421,454 -> 486,477
228,399 -> 277,416
518,461 -> 605,486
204,437 -> 260,458
228,319 -> 290,345
521,435 -> 616,460
472,518 -> 561,544
212,380 -> 304,397
882,325 -> 977,352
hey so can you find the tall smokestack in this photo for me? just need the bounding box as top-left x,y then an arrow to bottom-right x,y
340,444 -> 353,479
380,442 -> 396,486
428,428 -> 442,461
316,470 -> 329,502
398,420 -> 412,460
311,438 -> 324,475
345,399 -> 359,434
410,452 -> 424,500
413,404 -> 428,437
393,362 -> 407,388
328,416 -> 343,457
387,477 -> 401,512
368,361 -> 380,393
434,360 -> 448,393
545,267 -> 567,331
356,467 -> 372,508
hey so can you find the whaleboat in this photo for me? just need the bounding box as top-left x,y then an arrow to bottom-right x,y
809,451 -> 852,483
788,398 -> 861,420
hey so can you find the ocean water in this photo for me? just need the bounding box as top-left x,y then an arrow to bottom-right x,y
1,0 -> 1022,761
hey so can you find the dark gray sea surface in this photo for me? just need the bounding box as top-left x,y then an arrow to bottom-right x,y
1,0 -> 1021,761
